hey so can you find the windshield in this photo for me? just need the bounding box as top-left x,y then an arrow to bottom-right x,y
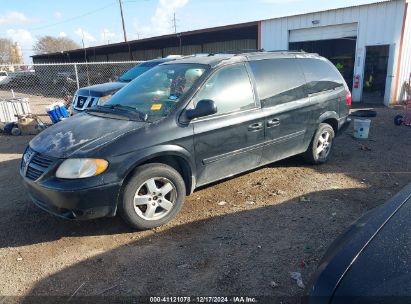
105,63 -> 208,120
119,61 -> 162,82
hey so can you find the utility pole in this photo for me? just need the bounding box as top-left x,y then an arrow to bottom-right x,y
103,29 -> 110,45
118,0 -> 127,42
172,12 -> 177,34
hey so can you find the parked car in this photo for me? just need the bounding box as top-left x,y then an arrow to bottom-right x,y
20,51 -> 351,229
7,70 -> 39,86
0,71 -> 11,85
304,182 -> 411,304
71,57 -> 181,114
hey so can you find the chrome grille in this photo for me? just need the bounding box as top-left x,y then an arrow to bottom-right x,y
74,95 -> 97,110
26,166 -> 44,180
76,95 -> 88,108
22,147 -> 55,181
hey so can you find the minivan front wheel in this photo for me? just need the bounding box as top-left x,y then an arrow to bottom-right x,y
119,163 -> 186,230
304,123 -> 335,165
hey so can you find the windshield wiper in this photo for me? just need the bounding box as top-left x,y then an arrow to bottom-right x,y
103,104 -> 148,121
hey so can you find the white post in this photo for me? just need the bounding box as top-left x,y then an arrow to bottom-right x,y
74,63 -> 80,89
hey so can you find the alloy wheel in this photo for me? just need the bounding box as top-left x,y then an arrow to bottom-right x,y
133,177 -> 177,221
316,130 -> 332,160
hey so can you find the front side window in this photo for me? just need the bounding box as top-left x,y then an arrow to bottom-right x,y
192,63 -> 255,115
250,58 -> 307,107
104,63 -> 207,120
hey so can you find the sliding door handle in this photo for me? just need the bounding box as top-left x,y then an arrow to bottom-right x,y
267,118 -> 280,128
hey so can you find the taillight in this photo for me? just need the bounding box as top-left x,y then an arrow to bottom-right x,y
346,90 -> 352,107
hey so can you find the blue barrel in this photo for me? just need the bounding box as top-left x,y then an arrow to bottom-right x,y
46,104 -> 60,123
56,102 -> 69,118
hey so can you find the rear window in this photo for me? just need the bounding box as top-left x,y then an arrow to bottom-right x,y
298,58 -> 344,94
249,58 -> 307,107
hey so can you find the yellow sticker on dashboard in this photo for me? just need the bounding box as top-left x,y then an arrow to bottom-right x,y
151,104 -> 162,110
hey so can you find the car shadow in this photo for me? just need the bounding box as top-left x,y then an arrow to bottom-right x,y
1,106 -> 409,299
0,157 -> 133,249
1,119 -> 409,249
23,187 -> 371,299
0,134 -> 34,154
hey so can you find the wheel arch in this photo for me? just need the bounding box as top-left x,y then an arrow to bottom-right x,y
119,146 -> 196,203
318,111 -> 339,134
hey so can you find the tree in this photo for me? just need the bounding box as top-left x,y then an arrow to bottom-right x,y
0,38 -> 13,64
0,39 -> 22,64
33,36 -> 80,54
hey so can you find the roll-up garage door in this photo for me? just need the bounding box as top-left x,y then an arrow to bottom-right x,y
289,23 -> 357,42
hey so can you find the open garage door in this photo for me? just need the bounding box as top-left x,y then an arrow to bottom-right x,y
289,26 -> 357,90
289,23 -> 357,43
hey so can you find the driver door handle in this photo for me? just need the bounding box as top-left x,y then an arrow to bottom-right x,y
267,118 -> 280,128
248,122 -> 263,132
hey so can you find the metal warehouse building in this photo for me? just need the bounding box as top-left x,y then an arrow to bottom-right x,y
32,0 -> 410,105
31,22 -> 258,63
259,0 -> 411,105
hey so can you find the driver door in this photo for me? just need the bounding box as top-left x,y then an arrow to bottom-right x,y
190,63 -> 265,186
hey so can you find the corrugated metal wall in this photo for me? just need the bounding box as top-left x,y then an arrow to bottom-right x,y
107,52 -> 130,61
260,0 -> 406,105
163,45 -> 203,57
203,39 -> 257,53
85,39 -> 256,61
132,49 -> 163,60
398,0 -> 411,102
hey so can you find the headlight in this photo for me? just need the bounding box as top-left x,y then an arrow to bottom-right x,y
97,95 -> 112,105
56,159 -> 108,179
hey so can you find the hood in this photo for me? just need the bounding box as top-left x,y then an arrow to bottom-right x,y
333,194 -> 411,297
306,182 -> 411,300
30,112 -> 147,158
76,81 -> 126,97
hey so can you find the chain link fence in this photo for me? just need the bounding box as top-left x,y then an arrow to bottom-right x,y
0,61 -> 143,114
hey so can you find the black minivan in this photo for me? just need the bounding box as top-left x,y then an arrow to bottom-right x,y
21,52 -> 351,229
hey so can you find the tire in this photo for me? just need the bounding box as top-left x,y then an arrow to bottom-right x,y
11,127 -> 21,136
304,123 -> 335,165
394,115 -> 403,126
119,163 -> 186,230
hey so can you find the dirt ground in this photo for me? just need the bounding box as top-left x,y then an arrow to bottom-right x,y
0,99 -> 410,301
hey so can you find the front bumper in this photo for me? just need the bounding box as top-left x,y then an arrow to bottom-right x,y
22,177 -> 121,220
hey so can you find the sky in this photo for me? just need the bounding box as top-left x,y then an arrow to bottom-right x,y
0,0 -> 383,63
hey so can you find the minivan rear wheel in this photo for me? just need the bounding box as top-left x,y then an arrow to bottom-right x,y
304,123 -> 335,165
119,163 -> 186,230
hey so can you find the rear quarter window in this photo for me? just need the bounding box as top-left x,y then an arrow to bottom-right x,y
249,58 -> 307,107
298,58 -> 344,94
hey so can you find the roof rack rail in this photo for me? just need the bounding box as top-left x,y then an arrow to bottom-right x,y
178,53 -> 213,59
264,49 -> 307,53
216,49 -> 265,55
220,49 -> 309,55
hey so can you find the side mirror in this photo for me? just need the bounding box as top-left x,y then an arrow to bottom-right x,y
185,99 -> 217,120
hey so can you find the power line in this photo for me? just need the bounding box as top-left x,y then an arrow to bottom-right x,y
25,2 -> 118,32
